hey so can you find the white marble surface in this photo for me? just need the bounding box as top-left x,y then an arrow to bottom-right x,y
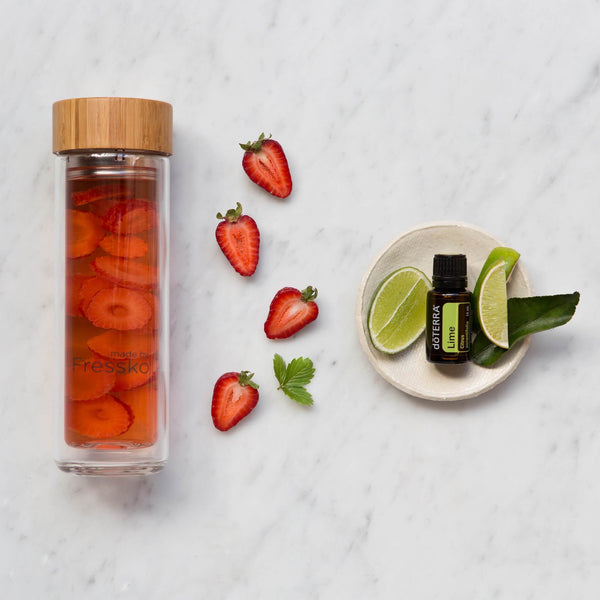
1,1 -> 599,598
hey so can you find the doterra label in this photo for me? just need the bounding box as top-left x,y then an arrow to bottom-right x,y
441,302 -> 470,353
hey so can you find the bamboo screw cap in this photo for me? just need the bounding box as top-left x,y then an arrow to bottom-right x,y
53,97 -> 173,155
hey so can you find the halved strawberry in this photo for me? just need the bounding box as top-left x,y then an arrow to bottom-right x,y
264,286 -> 319,339
66,210 -> 105,258
91,256 -> 158,290
215,203 -> 260,276
86,287 -> 152,330
66,274 -> 92,317
103,199 -> 157,234
72,183 -> 132,207
66,360 -> 116,401
87,329 -> 157,359
67,394 -> 133,438
211,371 -> 259,432
240,133 -> 292,198
99,234 -> 148,258
112,357 -> 157,392
78,276 -> 114,317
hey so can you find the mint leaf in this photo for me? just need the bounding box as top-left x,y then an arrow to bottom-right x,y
472,292 -> 580,367
273,354 -> 315,406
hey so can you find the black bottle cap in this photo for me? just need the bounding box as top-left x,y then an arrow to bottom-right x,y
432,254 -> 467,289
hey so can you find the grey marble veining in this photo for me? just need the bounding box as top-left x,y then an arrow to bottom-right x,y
1,1 -> 599,598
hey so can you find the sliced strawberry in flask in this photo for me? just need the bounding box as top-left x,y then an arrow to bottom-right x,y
114,384 -> 159,444
67,395 -> 133,438
99,234 -> 148,258
112,357 -> 157,392
72,183 -> 133,207
86,287 -> 152,330
66,360 -> 116,402
91,256 -> 158,290
87,329 -> 157,359
66,210 -> 105,258
66,274 -> 93,317
103,199 -> 158,234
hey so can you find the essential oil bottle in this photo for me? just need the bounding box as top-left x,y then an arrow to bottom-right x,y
426,254 -> 472,364
53,97 -> 172,475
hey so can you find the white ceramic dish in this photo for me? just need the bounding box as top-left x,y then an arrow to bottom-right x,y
356,222 -> 533,401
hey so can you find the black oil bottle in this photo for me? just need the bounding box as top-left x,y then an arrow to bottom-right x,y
426,254 -> 472,364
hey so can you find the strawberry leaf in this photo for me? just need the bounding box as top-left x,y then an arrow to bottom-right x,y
281,385 -> 313,406
273,353 -> 287,385
283,357 -> 315,387
273,354 -> 315,406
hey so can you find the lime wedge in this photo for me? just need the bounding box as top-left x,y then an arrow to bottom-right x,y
367,267 -> 431,354
472,247 -> 520,329
477,259 -> 509,349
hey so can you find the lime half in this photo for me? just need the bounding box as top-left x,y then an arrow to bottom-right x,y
478,259 -> 509,349
367,267 -> 431,354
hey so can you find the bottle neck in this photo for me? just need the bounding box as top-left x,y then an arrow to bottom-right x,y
432,276 -> 467,291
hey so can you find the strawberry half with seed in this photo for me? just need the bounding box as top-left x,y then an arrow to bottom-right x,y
240,133 -> 292,198
211,371 -> 260,432
264,286 -> 319,339
215,202 -> 260,276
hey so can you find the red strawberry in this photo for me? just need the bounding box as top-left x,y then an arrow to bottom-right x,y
86,287 -> 152,330
91,256 -> 158,290
264,286 -> 319,339
66,274 -> 92,317
240,133 -> 292,198
66,210 -> 105,258
67,395 -> 133,438
78,276 -> 114,317
111,357 -> 157,392
211,371 -> 259,432
140,292 -> 159,331
103,199 -> 157,234
72,183 -> 132,207
66,362 -> 116,402
87,329 -> 157,359
99,234 -> 148,258
215,203 -> 260,276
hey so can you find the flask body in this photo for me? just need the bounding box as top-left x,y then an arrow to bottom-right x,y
55,151 -> 169,475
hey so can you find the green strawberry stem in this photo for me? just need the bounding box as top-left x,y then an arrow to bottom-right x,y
216,202 -> 243,222
301,286 -> 318,302
239,132 -> 271,152
238,371 -> 259,390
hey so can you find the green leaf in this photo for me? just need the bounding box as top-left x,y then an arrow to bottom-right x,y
283,357 -> 315,388
273,354 -> 315,406
273,354 -> 287,386
281,385 -> 314,406
472,292 -> 580,366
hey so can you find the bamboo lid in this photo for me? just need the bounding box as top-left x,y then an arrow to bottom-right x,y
53,97 -> 173,155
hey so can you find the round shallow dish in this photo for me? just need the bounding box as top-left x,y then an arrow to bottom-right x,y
356,222 -> 533,401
